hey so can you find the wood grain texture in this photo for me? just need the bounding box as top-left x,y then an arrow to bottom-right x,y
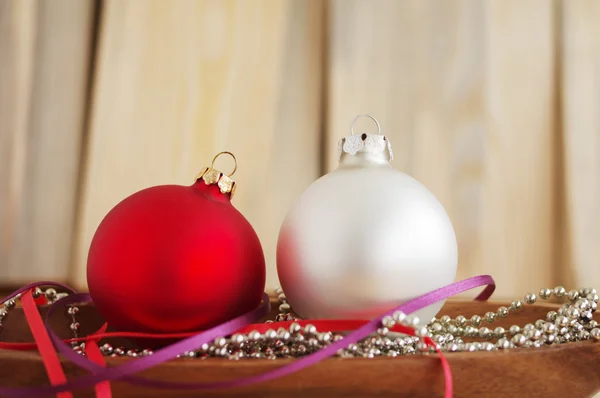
72,0 -> 324,289
1,300 -> 600,398
327,0 -> 557,298
0,0 -> 95,282
561,0 -> 600,290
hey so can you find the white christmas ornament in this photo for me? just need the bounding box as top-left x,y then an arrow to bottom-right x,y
276,114 -> 458,323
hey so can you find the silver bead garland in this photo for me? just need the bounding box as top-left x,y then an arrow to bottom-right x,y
1,285 -> 599,359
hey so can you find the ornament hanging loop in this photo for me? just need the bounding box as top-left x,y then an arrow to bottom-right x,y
212,151 -> 238,177
350,114 -> 381,136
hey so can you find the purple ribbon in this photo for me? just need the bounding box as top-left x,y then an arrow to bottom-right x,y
0,275 -> 495,396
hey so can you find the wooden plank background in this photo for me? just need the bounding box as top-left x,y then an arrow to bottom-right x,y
0,0 -> 95,283
1,0 -> 599,299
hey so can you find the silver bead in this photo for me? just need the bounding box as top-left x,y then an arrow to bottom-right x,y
447,324 -> 459,335
554,286 -> 566,297
289,322 -> 302,334
511,334 -> 527,347
497,307 -> 509,318
318,332 -> 333,342
265,329 -> 278,339
533,341 -> 543,348
277,293 -> 286,302
555,315 -> 569,327
198,343 -> 210,353
248,330 -> 262,341
523,323 -> 535,331
509,325 -> 521,335
230,333 -> 245,345
44,288 -> 57,300
415,326 -> 429,338
402,346 -> 415,355
545,334 -> 556,344
587,293 -> 599,303
455,315 -> 467,327
496,338 -> 511,349
0,309 -> 7,318
464,326 -> 478,337
303,324 -> 317,335
484,312 -> 496,323
558,327 -> 569,335
539,288 -> 552,300
387,350 -> 398,357
127,349 -> 139,357
563,332 -> 573,341
440,315 -> 451,325
470,315 -> 482,326
566,307 -> 580,319
142,349 -> 153,356
592,302 -> 598,311
575,298 -> 593,311
494,327 -> 506,338
67,306 -> 79,315
431,323 -> 444,333
393,311 -> 406,323
404,315 -> 420,327
524,293 -> 537,304
70,322 -> 80,331
56,293 -> 69,300
546,311 -> 557,321
100,344 -> 113,355
588,320 -> 598,329
591,328 -> 600,340
511,300 -> 523,311
447,343 -> 459,352
567,290 -> 580,301
214,337 -> 227,347
381,316 -> 395,328
277,329 -> 291,341
572,322 -> 584,332
481,342 -> 496,351
476,327 -> 489,340
557,307 -> 566,315
278,303 -> 291,313
32,287 -> 42,298
535,320 -> 545,329
543,322 -> 556,334
114,347 -> 125,356
4,299 -> 15,309
416,341 -> 429,352
464,343 -> 478,352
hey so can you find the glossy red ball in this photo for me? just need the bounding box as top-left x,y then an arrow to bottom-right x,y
86,180 -> 266,333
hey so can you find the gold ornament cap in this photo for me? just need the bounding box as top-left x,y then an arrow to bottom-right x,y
195,152 -> 237,198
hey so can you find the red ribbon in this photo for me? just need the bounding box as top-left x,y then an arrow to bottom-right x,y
21,290 -> 73,398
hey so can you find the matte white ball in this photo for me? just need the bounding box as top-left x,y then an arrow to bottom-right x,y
277,129 -> 458,323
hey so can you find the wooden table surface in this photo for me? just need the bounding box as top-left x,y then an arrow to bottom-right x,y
1,299 -> 599,398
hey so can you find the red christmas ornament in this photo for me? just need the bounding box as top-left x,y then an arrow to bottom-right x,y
86,152 -> 266,333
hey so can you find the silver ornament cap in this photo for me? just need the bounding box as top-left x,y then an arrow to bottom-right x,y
337,114 -> 394,163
